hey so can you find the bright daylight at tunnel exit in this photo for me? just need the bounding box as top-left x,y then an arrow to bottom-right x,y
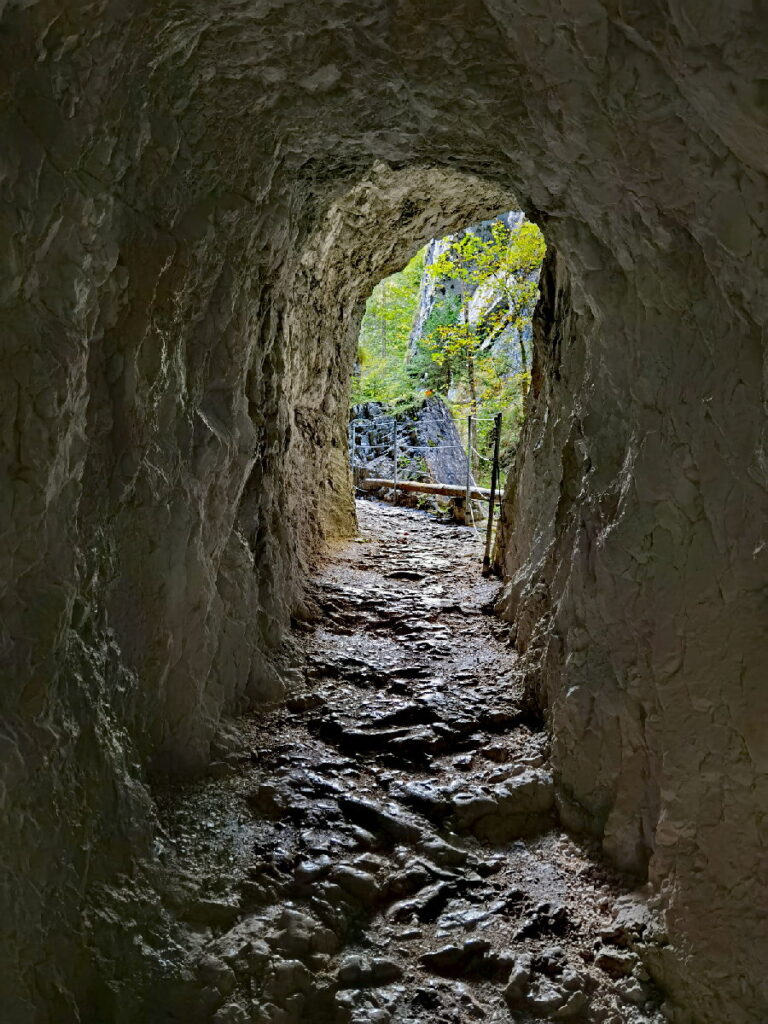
349,212 -> 544,562
1,4 -> 766,1024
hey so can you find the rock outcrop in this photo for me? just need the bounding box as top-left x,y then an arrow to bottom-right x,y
350,398 -> 470,492
405,208 -> 532,372
0,2 -> 766,1022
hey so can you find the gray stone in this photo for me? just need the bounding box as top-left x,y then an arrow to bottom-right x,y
419,945 -> 464,975
294,857 -> 333,884
210,920 -> 272,974
351,396 -> 471,494
526,979 -> 570,1014
418,938 -> 492,979
197,954 -> 237,996
369,959 -> 404,985
613,976 -> 649,1006
504,955 -> 533,1006
263,960 -> 314,1003
338,957 -> 367,988
595,947 -> 638,978
599,896 -> 654,948
184,899 -> 242,927
417,837 -> 468,867
552,990 -> 589,1019
385,863 -> 432,900
338,796 -> 423,844
331,865 -> 381,904
452,769 -> 555,841
212,1004 -> 250,1024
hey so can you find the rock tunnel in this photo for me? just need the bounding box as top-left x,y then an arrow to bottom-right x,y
1,1 -> 766,1022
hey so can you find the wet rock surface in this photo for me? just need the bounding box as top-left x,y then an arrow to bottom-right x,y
2,2 -> 766,1017
158,501 -> 666,1023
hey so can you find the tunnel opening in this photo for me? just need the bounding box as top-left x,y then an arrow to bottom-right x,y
347,209 -> 545,545
147,186 -> 667,1023
3,150 -> 764,1023
1,2 -> 767,1021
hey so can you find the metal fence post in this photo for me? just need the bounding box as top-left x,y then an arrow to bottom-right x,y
483,412 -> 503,574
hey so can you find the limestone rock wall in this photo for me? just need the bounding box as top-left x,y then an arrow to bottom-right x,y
0,1 -> 766,1021
350,397 -> 471,489
496,236 -> 768,1022
407,210 -> 524,358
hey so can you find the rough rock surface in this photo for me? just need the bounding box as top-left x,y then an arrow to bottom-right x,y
495,241 -> 768,1023
0,2 -> 766,1022
155,499 -> 668,1024
350,398 -> 470,490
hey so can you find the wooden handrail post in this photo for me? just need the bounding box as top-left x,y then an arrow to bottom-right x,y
392,419 -> 398,499
483,412 -> 503,575
465,415 -> 474,522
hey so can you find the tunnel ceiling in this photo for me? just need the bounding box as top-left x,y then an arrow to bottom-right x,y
0,1 -> 766,1022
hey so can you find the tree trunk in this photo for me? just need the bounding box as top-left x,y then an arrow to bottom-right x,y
518,326 -> 527,372
467,348 -> 477,414
379,283 -> 388,357
462,289 -> 478,415
358,478 -> 495,500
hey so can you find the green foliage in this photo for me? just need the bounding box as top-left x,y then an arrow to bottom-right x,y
419,218 -> 545,478
351,215 -> 546,482
424,219 -> 546,414
471,357 -> 530,482
351,248 -> 426,405
428,219 -> 545,317
407,295 -> 460,394
478,220 -> 545,350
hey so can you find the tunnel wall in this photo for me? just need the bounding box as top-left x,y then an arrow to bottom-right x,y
496,241 -> 768,1022
0,1 -> 766,1021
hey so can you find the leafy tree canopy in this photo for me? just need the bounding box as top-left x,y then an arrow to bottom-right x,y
352,247 -> 425,405
350,216 -> 546,481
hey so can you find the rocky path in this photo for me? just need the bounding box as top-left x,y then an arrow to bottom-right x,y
158,500 -> 667,1024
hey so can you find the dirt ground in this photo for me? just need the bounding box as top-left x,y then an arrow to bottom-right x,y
156,499 -> 668,1024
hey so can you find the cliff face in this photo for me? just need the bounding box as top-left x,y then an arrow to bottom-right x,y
408,211 -> 528,366
0,1 -> 766,1021
350,397 -> 470,490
